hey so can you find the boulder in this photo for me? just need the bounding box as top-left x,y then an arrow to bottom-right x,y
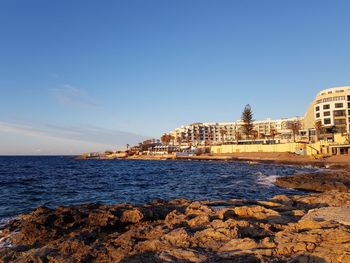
301,206 -> 350,226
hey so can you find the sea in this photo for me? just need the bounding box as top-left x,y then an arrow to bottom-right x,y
0,156 -> 319,221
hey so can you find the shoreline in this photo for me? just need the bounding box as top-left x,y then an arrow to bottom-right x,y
1,190 -> 350,262
82,152 -> 350,169
1,155 -> 350,262
80,152 -> 350,168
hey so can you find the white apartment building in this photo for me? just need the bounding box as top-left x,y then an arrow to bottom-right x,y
170,117 -> 303,145
165,86 -> 350,146
304,86 -> 350,135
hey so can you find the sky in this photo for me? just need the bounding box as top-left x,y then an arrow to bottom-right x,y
1,0 -> 350,154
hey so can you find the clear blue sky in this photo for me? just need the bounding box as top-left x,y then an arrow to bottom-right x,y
1,0 -> 350,154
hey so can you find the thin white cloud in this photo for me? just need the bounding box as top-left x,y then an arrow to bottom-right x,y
0,121 -> 148,155
0,121 -> 49,137
52,84 -> 98,107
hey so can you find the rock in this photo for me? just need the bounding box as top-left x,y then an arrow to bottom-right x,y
120,209 -> 143,224
2,192 -> 350,262
292,191 -> 350,208
187,214 -> 210,228
163,228 -> 190,248
215,208 -> 237,221
275,218 -> 350,262
164,210 -> 187,228
193,226 -> 239,250
159,248 -> 207,262
88,210 -> 116,226
275,172 -> 350,192
218,237 -> 258,252
301,206 -> 350,226
271,194 -> 294,207
233,205 -> 280,220
185,202 -> 213,216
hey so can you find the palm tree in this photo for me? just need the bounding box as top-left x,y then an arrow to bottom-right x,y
176,136 -> 182,146
251,130 -> 259,142
270,128 -> 277,142
220,129 -> 227,144
314,120 -> 323,142
208,131 -> 214,145
288,121 -> 301,142
170,135 -> 175,145
235,131 -> 242,143
196,132 -> 201,146
185,135 -> 192,147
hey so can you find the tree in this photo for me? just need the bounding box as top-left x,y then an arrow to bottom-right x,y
220,129 -> 227,144
170,135 -> 175,145
195,132 -> 201,145
176,136 -> 182,146
160,134 -> 172,145
241,104 -> 254,139
288,121 -> 301,142
251,130 -> 259,141
314,120 -> 323,142
235,131 -> 242,143
270,128 -> 277,141
208,131 -> 214,145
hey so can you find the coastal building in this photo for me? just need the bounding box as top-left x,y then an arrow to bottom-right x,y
170,117 -> 304,145
304,86 -> 350,137
152,86 -> 350,156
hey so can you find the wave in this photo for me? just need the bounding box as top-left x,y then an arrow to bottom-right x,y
255,172 -> 280,186
0,216 -> 18,249
0,216 -> 17,229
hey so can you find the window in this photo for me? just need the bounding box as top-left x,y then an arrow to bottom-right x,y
334,110 -> 346,117
348,95 -> 350,101
334,119 -> 346,125
315,106 -> 320,111
339,127 -> 346,133
335,103 -> 343,108
321,96 -> 346,103
316,113 -> 320,118
323,111 -> 330,116
324,118 -> 331,125
323,104 -> 330,110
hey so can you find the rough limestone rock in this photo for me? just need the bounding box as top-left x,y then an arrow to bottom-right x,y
120,208 -> 144,223
233,205 -> 280,220
275,171 -> 350,192
301,206 -> 350,226
292,191 -> 350,208
2,192 -> 350,262
275,219 -> 350,262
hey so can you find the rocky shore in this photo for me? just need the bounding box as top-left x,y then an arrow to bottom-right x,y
1,160 -> 350,263
1,189 -> 350,262
275,170 -> 350,193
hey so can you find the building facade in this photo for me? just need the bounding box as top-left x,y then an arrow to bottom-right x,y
170,117 -> 303,145
165,86 -> 350,146
304,86 -> 350,135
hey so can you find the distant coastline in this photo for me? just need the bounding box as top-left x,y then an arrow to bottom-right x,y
78,151 -> 350,169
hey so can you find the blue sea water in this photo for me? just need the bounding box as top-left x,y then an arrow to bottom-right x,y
0,156 -> 317,219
